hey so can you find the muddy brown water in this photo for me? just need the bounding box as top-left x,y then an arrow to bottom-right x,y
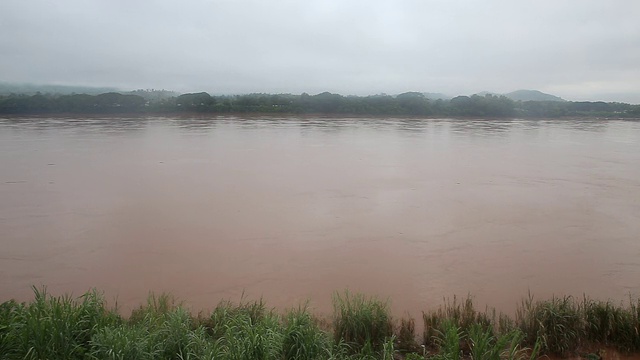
1,116 -> 639,320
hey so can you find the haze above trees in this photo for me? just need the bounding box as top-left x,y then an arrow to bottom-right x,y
0,85 -> 638,118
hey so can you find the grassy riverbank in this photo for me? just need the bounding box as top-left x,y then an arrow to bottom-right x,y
1,288 -> 639,359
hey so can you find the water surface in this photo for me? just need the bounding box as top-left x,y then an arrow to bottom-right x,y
1,115 -> 639,316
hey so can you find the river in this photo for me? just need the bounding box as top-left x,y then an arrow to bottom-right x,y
1,115 -> 639,318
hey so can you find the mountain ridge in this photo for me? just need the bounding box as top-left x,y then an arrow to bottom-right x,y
504,89 -> 565,102
0,82 -> 594,104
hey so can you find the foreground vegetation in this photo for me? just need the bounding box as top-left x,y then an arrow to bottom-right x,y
1,91 -> 639,118
1,288 -> 640,359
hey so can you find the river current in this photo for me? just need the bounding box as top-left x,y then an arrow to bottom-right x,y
1,115 -> 639,316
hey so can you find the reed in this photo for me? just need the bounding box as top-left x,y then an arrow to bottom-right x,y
282,305 -> 330,360
515,295 -> 583,356
422,295 -> 492,350
2,287 -> 640,359
1,286 -> 118,360
396,316 -> 420,353
332,290 -> 394,354
582,297 -> 640,352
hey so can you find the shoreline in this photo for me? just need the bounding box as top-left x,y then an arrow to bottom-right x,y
1,112 -> 640,121
3,287 -> 640,359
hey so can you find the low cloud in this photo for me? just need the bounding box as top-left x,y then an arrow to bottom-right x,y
1,0 -> 639,102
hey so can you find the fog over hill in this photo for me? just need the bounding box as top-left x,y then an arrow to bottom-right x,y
1,1 -> 638,103
504,90 -> 565,102
0,82 -> 118,96
2,85 -> 639,118
0,82 -> 600,104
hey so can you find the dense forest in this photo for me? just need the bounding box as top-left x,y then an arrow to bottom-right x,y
1,91 -> 639,118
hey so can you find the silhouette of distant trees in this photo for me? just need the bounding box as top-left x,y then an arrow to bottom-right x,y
1,91 -> 638,118
449,95 -> 516,117
0,92 -> 145,114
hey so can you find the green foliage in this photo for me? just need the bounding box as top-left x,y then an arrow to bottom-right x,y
129,292 -> 179,325
430,321 -> 539,360
89,324 -> 158,360
0,92 -> 146,114
396,316 -> 420,353
282,305 -> 330,360
405,353 -> 425,360
0,300 -> 24,358
514,295 -> 640,356
516,295 -> 583,356
468,324 -> 532,360
582,297 -> 640,352
431,320 -> 462,360
422,295 -> 492,349
2,90 -> 639,117
221,309 -> 283,360
1,286 -> 118,360
153,307 -> 195,359
202,298 -> 267,339
332,290 -> 394,354
176,92 -> 214,110
449,94 -> 515,117
178,326 -> 225,360
3,287 -> 640,359
196,297 -> 284,360
381,335 -> 396,360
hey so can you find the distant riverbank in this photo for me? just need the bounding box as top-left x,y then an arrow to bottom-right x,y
2,91 -> 639,119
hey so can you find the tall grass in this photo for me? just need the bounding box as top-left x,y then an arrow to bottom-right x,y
282,305 -> 330,360
516,295 -> 584,356
515,294 -> 640,356
396,316 -> 419,353
332,290 -> 394,355
0,286 -> 119,360
431,319 -> 463,360
422,295 -> 492,350
89,324 -> 158,360
0,299 -> 23,358
468,323 -> 539,360
2,287 -> 640,359
582,297 -> 640,352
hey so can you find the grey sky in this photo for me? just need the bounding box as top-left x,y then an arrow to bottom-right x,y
1,0 -> 639,103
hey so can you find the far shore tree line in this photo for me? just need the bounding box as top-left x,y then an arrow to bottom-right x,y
1,90 -> 639,118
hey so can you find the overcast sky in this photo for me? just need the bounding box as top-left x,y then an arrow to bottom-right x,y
1,0 -> 639,103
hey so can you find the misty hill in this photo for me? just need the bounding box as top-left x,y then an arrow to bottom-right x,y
472,90 -> 565,102
128,89 -> 180,101
474,91 -> 500,97
0,82 -> 118,96
2,90 -> 638,118
422,92 -> 451,100
504,89 -> 565,102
